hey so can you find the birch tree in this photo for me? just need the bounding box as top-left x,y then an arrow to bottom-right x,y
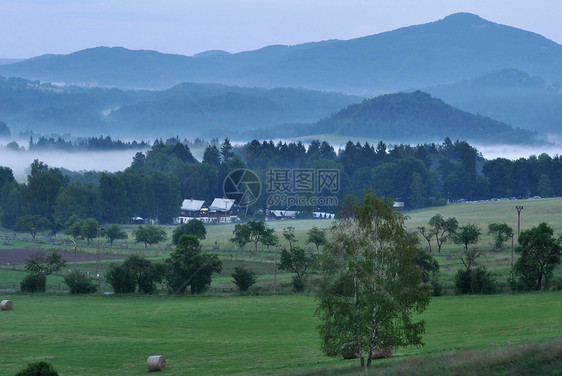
316,192 -> 430,367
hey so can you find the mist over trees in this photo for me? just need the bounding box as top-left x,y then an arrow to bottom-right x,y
1,136 -> 562,232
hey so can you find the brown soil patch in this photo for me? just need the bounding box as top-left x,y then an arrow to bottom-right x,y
0,249 -> 125,265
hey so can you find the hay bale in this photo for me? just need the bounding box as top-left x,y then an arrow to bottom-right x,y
341,342 -> 393,360
1,300 -> 13,311
370,346 -> 393,359
147,355 -> 166,372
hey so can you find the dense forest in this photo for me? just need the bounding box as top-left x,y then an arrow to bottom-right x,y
0,137 -> 560,233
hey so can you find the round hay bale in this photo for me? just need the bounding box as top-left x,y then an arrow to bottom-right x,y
147,355 -> 166,372
1,300 -> 13,311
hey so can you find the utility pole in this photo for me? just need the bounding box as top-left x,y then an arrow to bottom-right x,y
510,233 -> 514,282
515,206 -> 524,236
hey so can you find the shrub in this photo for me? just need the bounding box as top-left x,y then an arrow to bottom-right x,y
106,263 -> 136,294
232,266 -> 257,292
15,361 -> 58,376
455,267 -> 497,294
292,275 -> 306,292
64,270 -> 97,294
20,273 -> 46,293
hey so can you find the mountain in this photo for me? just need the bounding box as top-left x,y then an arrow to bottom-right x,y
0,76 -> 360,139
1,13 -> 561,93
260,91 -> 541,145
423,69 -> 562,137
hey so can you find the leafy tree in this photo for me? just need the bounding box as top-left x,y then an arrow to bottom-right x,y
172,219 -> 207,245
25,160 -> 68,224
107,254 -> 165,294
454,223 -> 481,251
166,235 -> 222,294
417,226 -> 434,254
230,223 -> 251,251
514,222 -> 562,291
306,226 -> 327,252
80,218 -> 100,245
0,180 -> 24,230
536,174 -> 554,197
105,224 -> 128,246
283,226 -> 297,249
133,225 -> 167,248
65,214 -> 83,240
488,223 -> 513,252
25,251 -> 66,275
99,172 -> 127,223
280,246 -> 316,292
428,214 -> 458,253
64,270 -> 97,294
246,220 -> 268,253
260,227 -> 279,251
106,263 -> 136,294
316,192 -> 430,367
17,214 -> 50,240
232,265 -> 257,292
54,182 -> 101,228
149,170 -> 181,224
415,249 -> 440,284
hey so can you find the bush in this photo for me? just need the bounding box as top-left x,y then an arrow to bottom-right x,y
292,275 -> 306,292
64,270 -> 97,294
15,361 -> 58,376
20,273 -> 46,293
106,263 -> 136,294
455,267 -> 497,294
232,266 -> 257,292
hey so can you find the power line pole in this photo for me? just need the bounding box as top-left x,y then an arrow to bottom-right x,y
515,206 -> 524,236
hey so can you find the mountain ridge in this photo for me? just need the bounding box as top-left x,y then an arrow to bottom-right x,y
1,13 -> 561,93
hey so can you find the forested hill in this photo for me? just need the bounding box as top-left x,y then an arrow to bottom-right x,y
0,76 -> 359,139
1,13 -> 561,92
257,91 -> 541,145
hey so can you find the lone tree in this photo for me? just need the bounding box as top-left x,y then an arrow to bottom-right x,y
514,222 -> 561,291
454,223 -> 481,251
316,192 -> 430,367
172,219 -> 207,245
306,226 -> 327,252
428,214 -> 458,253
166,235 -> 222,294
283,226 -> 297,249
133,225 -> 167,248
279,246 -> 316,292
488,223 -> 513,252
105,224 -> 128,246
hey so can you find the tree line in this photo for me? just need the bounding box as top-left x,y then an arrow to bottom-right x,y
1,137 -> 562,233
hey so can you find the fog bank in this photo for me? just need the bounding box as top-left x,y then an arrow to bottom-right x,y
0,149 -> 140,181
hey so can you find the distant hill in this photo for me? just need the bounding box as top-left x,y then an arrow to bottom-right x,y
1,13 -> 561,93
0,76 -> 360,139
424,69 -> 562,137
261,91 -> 541,145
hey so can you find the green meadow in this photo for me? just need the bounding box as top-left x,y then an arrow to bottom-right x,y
1,198 -> 561,374
0,293 -> 560,376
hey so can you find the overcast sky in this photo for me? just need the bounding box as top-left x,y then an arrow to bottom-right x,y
1,0 -> 561,59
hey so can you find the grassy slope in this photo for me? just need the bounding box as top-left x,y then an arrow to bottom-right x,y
0,293 -> 560,376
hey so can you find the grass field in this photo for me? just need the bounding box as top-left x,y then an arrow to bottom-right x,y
0,293 -> 560,375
